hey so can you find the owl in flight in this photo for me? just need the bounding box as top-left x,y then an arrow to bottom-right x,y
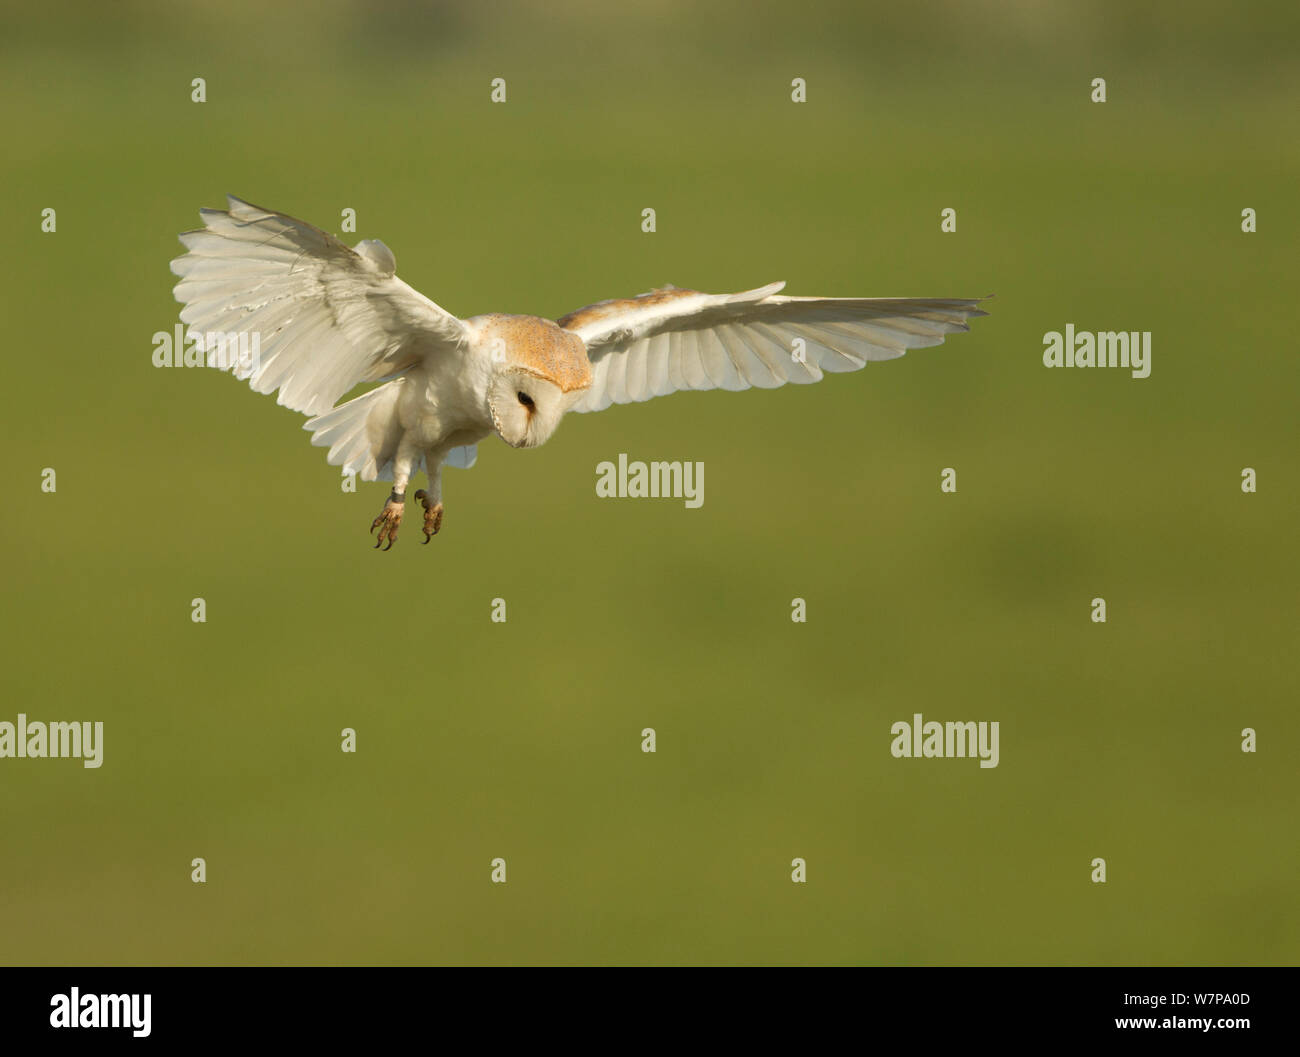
171,196 -> 988,548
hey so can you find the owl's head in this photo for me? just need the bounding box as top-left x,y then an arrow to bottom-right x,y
488,370 -> 572,448
483,316 -> 593,449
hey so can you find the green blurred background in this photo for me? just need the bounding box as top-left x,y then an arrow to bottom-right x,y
2,0 -> 1296,965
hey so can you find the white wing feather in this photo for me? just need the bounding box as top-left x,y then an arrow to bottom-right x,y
446,445 -> 477,469
559,282 -> 988,413
171,195 -> 466,416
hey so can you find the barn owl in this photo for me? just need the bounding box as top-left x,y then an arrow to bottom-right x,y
171,196 -> 988,548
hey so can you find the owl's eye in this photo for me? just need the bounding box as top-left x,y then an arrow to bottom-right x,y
517,392 -> 534,409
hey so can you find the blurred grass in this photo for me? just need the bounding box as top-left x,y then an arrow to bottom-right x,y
0,0 -> 1296,964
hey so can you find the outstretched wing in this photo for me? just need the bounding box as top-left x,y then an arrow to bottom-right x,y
171,195 -> 467,416
557,282 -> 988,413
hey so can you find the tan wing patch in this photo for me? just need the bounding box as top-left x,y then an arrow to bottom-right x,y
480,314 -> 594,393
556,285 -> 700,332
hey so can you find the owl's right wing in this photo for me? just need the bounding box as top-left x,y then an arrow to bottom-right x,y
558,282 -> 988,413
171,195 -> 467,416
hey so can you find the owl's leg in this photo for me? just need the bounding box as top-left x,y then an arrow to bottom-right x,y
369,439 -> 419,551
413,452 -> 445,544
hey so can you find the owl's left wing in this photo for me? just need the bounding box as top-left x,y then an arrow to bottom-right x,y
171,195 -> 467,416
557,282 -> 988,413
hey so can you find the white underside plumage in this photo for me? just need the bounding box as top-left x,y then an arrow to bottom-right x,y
564,283 -> 986,413
301,380 -> 478,482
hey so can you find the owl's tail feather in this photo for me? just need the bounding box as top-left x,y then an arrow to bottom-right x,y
304,380 -> 406,482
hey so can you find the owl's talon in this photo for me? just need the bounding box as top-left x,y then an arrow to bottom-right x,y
414,490 -> 443,544
369,498 -> 404,550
